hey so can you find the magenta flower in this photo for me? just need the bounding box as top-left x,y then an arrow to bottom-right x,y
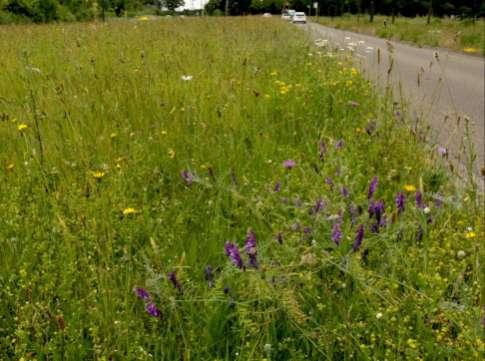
134,287 -> 150,301
180,170 -> 194,185
331,223 -> 342,246
335,139 -> 344,149
415,191 -> 424,208
437,146 -> 448,157
283,159 -> 296,169
224,242 -> 244,269
311,198 -> 325,215
145,302 -> 161,318
245,230 -> 258,268
341,187 -> 349,198
367,176 -> 378,199
395,192 -> 405,214
352,224 -> 365,252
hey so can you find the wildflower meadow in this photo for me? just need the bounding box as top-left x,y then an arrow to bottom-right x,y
0,17 -> 483,360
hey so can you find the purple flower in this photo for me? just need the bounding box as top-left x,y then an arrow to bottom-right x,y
145,302 -> 161,318
245,230 -> 258,268
335,139 -> 344,149
434,195 -> 443,208
275,232 -> 283,245
370,222 -> 380,233
283,159 -> 296,169
352,224 -> 365,252
395,192 -> 405,214
224,242 -> 244,269
325,177 -> 334,189
331,223 -> 342,246
374,200 -> 385,223
311,198 -> 325,215
223,286 -> 230,295
341,187 -> 349,198
134,287 -> 150,301
180,170 -> 194,185
367,176 -> 378,199
205,265 -> 214,288
415,191 -> 424,208
437,146 -> 448,157
274,181 -> 281,192
303,226 -> 312,235
168,271 -> 183,292
319,139 -> 326,161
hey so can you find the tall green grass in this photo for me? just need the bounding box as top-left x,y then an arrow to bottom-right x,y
0,18 -> 482,360
314,15 -> 485,55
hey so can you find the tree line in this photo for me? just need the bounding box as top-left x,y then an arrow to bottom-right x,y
0,0 -> 483,23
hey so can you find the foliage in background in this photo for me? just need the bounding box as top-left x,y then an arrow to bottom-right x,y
0,17 -> 483,360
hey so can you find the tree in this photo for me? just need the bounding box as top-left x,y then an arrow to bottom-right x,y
161,0 -> 184,11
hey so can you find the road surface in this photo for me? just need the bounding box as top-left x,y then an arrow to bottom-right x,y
303,22 -> 484,183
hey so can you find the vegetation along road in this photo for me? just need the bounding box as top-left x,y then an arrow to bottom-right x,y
305,21 -> 485,181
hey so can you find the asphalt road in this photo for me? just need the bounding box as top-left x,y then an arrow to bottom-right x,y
303,22 -> 484,182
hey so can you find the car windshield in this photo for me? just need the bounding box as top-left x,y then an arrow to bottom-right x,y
295,13 -> 305,16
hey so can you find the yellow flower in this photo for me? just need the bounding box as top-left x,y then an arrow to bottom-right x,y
465,231 -> 476,239
122,207 -> 138,216
6,163 -> 14,171
110,132 -> 117,139
350,67 -> 358,76
270,70 -> 278,76
403,184 -> 416,192
17,123 -> 28,132
463,47 -> 478,53
161,130 -> 167,135
168,148 -> 176,159
91,170 -> 105,180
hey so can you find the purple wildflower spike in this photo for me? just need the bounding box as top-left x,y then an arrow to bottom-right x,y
168,271 -> 183,293
283,159 -> 296,169
274,181 -> 281,192
245,230 -> 258,268
352,224 -> 365,252
224,242 -> 244,269
319,139 -> 326,161
335,139 -> 344,149
415,191 -> 424,208
331,223 -> 342,246
134,287 -> 150,301
145,302 -> 161,318
312,198 -> 324,215
325,177 -> 334,189
370,222 -> 380,233
374,200 -> 385,223
341,187 -> 349,198
395,192 -> 405,214
181,170 -> 194,185
368,176 -> 378,199
205,265 -> 214,288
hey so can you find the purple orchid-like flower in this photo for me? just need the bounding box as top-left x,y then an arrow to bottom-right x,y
224,242 -> 244,269
283,159 -> 296,169
415,191 -> 424,208
180,170 -> 194,185
274,181 -> 281,192
168,271 -> 183,293
245,230 -> 258,268
368,176 -> 378,199
145,302 -> 161,318
352,224 -> 365,252
341,187 -> 349,198
205,265 -> 214,288
335,139 -> 344,149
370,222 -> 380,233
311,198 -> 325,215
134,287 -> 150,301
395,192 -> 405,214
331,223 -> 342,246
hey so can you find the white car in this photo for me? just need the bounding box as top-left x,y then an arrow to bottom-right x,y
281,13 -> 291,21
262,13 -> 272,18
292,12 -> 307,24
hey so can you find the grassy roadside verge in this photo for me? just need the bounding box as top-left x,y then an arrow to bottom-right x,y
313,15 -> 484,55
0,17 -> 482,360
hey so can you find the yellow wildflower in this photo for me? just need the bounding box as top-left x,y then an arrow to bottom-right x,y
270,70 -> 278,76
122,207 -> 138,216
463,47 -> 478,53
110,132 -> 117,139
168,148 -> 176,159
465,231 -> 476,239
91,170 -> 105,180
403,184 -> 416,192
161,130 -> 167,135
17,123 -> 28,132
6,163 -> 14,171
